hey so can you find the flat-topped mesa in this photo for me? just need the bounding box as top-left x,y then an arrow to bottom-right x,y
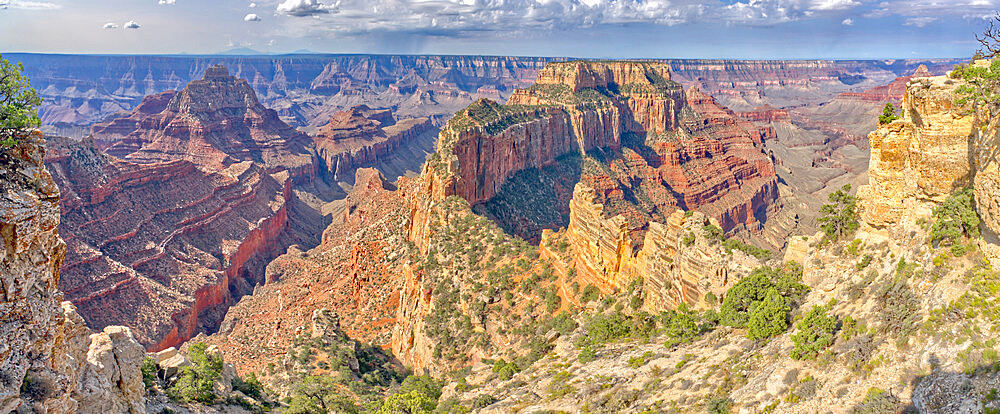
531,60 -> 674,92
509,61 -> 684,135
312,105 -> 433,180
93,64 -> 316,178
424,61 -> 688,210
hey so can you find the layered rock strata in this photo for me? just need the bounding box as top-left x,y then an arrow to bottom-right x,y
91,65 -> 317,178
46,136 -> 292,350
313,105 -> 433,180
411,60 -> 778,307
0,133 -> 146,413
567,183 -> 760,307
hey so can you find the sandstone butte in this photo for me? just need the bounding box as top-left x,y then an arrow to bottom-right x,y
414,60 -> 778,308
46,64 -> 437,351
91,65 -> 317,179
0,132 -> 149,413
857,60 -> 1000,262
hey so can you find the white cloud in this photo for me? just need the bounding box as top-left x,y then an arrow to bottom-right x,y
124,20 -> 141,29
158,0 -> 175,4
103,22 -> 118,29
263,0 -> 996,37
277,0 -> 335,17
809,0 -> 860,11
0,0 -> 61,10
903,16 -> 936,27
244,13 -> 261,21
249,2 -> 256,7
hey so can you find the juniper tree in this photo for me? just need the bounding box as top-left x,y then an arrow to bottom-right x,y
0,55 -> 42,148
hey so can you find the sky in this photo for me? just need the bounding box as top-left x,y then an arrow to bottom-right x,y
0,0 -> 994,59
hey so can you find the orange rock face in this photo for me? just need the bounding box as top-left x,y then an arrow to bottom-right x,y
838,65 -> 933,104
202,168 -> 415,375
414,60 -> 778,307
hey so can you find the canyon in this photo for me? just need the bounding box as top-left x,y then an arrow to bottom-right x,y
43,64 -> 443,353
5,50 -> 987,412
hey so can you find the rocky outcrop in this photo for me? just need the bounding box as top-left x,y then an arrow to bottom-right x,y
46,136 -> 292,350
0,133 -> 145,413
200,168 -> 413,376
566,182 -> 760,309
313,105 -> 434,180
857,73 -> 975,227
92,65 -> 316,179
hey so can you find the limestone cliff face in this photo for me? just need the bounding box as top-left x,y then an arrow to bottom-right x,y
0,133 -> 145,413
858,73 -> 975,227
566,182 -> 760,310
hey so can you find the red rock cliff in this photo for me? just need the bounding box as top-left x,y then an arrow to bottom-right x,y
46,136 -> 293,350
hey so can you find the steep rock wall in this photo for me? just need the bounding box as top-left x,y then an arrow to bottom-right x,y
857,74 -> 975,227
0,133 -> 146,413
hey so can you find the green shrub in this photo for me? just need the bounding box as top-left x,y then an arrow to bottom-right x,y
0,54 -> 43,148
846,239 -> 862,256
791,305 -> 838,360
872,275 -> 920,340
705,395 -> 733,414
378,390 -> 436,414
545,285 -> 561,313
627,351 -> 655,368
581,284 -> 601,303
703,224 -> 724,242
720,264 -> 807,329
661,304 -> 700,347
547,371 -> 575,398
818,184 -> 859,244
472,394 -> 496,409
683,233 -> 696,247
578,346 -> 597,363
878,103 -> 899,125
492,359 -> 520,380
141,357 -> 157,390
853,387 -> 899,414
232,372 -> 264,400
704,292 -> 718,305
746,289 -> 790,340
930,187 -> 980,247
722,238 -> 772,260
167,343 -> 223,404
856,254 -> 874,271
